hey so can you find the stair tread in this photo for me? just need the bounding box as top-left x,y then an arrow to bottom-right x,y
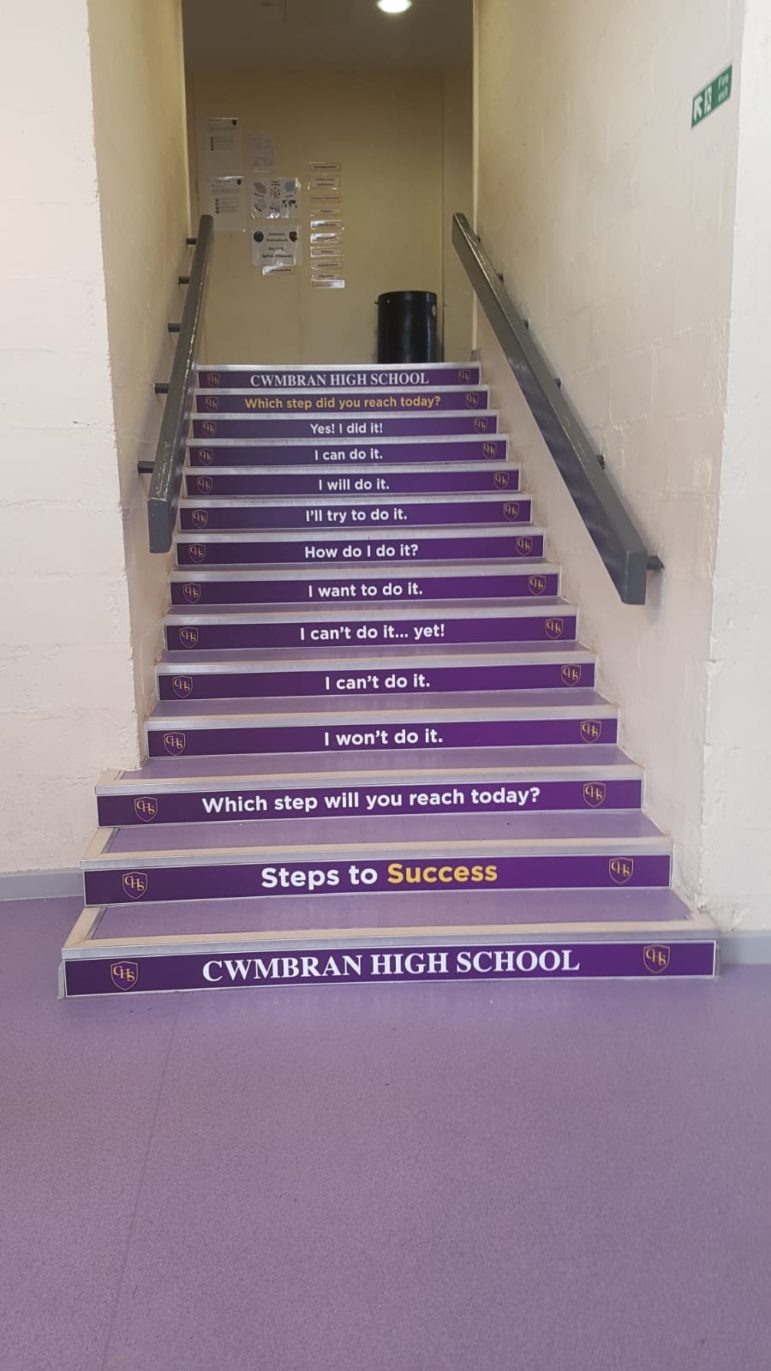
91,886 -> 696,939
180,490 -> 526,507
175,524 -> 545,542
113,743 -> 637,784
169,558 -> 556,581
94,806 -> 661,860
185,460 -> 518,476
148,688 -> 613,721
159,642 -> 593,669
164,597 -> 572,622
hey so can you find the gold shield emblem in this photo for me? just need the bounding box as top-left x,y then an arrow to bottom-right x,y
172,676 -> 194,699
133,796 -> 159,823
191,510 -> 209,529
110,961 -> 140,991
198,449 -> 214,465
121,871 -> 148,901
188,545 -> 207,563
561,664 -> 582,686
473,418 -> 487,432
580,720 -> 602,743
502,502 -> 520,521
202,372 -> 221,387
482,442 -> 497,458
202,395 -> 220,411
529,576 -> 546,596
583,782 -> 606,808
515,537 -> 533,556
464,391 -> 481,408
182,584 -> 202,603
179,627 -> 199,649
643,945 -> 671,975
163,732 -> 186,756
609,858 -> 634,886
493,471 -> 511,489
196,476 -> 214,495
545,618 -> 564,639
202,421 -> 217,436
458,369 -> 472,383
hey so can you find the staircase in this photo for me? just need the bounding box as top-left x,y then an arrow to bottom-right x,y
61,363 -> 717,996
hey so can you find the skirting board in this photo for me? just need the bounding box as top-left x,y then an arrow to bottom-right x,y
720,933 -> 771,965
0,868 -> 81,901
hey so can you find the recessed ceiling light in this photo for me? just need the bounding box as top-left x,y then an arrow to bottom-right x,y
377,0 -> 413,14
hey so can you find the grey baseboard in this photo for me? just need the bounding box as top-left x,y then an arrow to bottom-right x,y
0,869 -> 81,902
720,933 -> 771,966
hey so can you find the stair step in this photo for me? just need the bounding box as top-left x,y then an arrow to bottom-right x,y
175,525 -> 546,566
82,814 -> 671,907
188,434 -> 508,467
96,756 -> 642,827
168,558 -> 560,605
156,644 -> 594,700
184,461 -> 520,497
196,363 -> 482,389
194,385 -> 490,415
178,490 -> 533,531
163,599 -> 577,652
145,691 -> 618,758
191,412 -> 499,440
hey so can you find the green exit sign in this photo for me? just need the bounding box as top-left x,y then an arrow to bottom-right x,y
692,65 -> 733,127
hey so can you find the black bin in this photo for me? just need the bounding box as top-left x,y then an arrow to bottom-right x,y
377,291 -> 438,364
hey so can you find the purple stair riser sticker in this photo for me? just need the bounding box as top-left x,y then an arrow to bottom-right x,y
165,614 -> 578,652
197,366 -> 481,388
147,716 -> 618,758
195,389 -> 489,415
188,438 -> 508,467
191,415 -> 498,439
176,533 -> 546,566
169,571 -> 559,606
157,660 -> 594,700
64,940 -> 716,996
184,469 -> 521,496
179,498 -> 532,531
84,852 -> 671,906
97,778 -> 642,828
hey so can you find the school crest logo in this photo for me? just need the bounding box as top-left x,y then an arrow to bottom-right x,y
163,732 -> 186,756
182,584 -> 202,604
202,395 -> 220,411
172,676 -> 194,699
201,421 -> 217,436
110,961 -> 139,991
188,544 -> 207,563
201,372 -> 221,387
178,627 -> 200,649
191,509 -> 209,529
121,871 -> 148,901
502,502 -> 520,521
482,442 -> 497,458
561,664 -> 582,686
583,783 -> 606,809
529,575 -> 546,596
473,418 -> 487,432
133,797 -> 159,824
545,618 -> 564,639
493,471 -> 511,489
609,858 -> 634,886
580,720 -> 602,743
197,449 -> 214,465
458,369 -> 472,384
515,537 -> 533,556
195,476 -> 214,496
643,945 -> 671,975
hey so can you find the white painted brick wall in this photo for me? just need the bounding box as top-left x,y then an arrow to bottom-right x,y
475,0 -> 743,907
701,0 -> 771,929
0,0 -> 189,874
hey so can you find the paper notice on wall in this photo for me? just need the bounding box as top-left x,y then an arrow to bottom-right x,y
311,268 -> 345,289
309,173 -> 341,195
209,175 -> 246,232
251,176 -> 301,220
204,117 -> 241,173
252,226 -> 302,274
251,134 -> 275,170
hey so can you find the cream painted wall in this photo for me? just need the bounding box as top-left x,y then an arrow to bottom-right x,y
88,0 -> 191,720
475,0 -> 743,907
187,68 -> 472,362
0,0 -> 189,874
701,0 -> 771,930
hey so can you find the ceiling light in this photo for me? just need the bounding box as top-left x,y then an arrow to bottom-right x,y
377,0 -> 413,14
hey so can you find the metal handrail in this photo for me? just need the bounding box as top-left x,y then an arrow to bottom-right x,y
452,213 -> 659,604
142,215 -> 214,553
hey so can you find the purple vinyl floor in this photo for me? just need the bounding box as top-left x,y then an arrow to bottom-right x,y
3,896 -> 771,1371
